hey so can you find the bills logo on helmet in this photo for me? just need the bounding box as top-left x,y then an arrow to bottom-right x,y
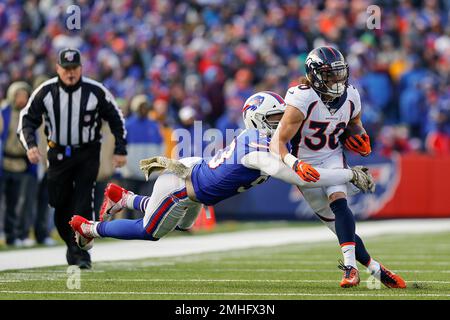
242,95 -> 265,117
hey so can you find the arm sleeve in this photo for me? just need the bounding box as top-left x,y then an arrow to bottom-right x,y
98,86 -> 127,155
241,151 -> 353,188
17,88 -> 46,151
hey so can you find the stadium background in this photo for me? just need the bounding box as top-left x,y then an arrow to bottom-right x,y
0,0 -> 449,247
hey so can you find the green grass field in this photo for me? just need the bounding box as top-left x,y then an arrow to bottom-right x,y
0,226 -> 449,300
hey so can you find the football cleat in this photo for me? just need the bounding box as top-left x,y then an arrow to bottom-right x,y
69,215 -> 96,251
338,261 -> 360,288
99,183 -> 132,221
350,166 -> 376,193
375,264 -> 407,289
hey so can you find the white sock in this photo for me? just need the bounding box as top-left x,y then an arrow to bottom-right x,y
92,222 -> 101,238
366,258 -> 381,275
341,243 -> 357,269
125,193 -> 136,210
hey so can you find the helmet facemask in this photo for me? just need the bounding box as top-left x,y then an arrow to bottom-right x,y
305,47 -> 349,100
310,62 -> 348,99
256,110 -> 284,136
322,63 -> 348,98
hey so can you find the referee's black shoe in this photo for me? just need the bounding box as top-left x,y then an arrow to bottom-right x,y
78,250 -> 92,270
66,246 -> 79,265
66,246 -> 91,269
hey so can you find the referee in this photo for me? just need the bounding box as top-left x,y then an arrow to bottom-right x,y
17,48 -> 127,269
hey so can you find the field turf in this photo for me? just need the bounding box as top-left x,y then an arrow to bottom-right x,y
0,226 -> 449,300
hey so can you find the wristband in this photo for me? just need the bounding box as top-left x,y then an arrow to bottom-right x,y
283,153 -> 298,169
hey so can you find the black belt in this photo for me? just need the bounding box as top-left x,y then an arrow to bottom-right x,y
48,141 -> 99,157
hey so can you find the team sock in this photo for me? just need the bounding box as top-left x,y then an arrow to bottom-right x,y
354,234 -> 381,274
355,234 -> 371,265
91,222 -> 101,237
126,194 -> 151,213
340,242 -> 357,269
330,198 -> 357,268
366,258 -> 381,275
96,218 -> 155,240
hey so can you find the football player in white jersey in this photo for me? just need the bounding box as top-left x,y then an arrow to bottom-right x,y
69,91 -> 374,261
270,46 -> 406,288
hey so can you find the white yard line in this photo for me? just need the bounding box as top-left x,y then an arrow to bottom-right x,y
1,219 -> 450,271
1,290 -> 449,298
152,268 -> 450,273
1,278 -> 449,284
216,261 -> 450,266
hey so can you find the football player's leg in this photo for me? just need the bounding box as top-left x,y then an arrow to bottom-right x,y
93,199 -> 187,241
99,157 -> 197,221
319,218 -> 379,271
300,186 -> 405,287
177,203 -> 202,231
326,187 -> 356,266
79,173 -> 187,241
94,218 -> 153,240
323,183 -> 359,287
303,188 -> 356,263
141,172 -> 190,239
300,187 -> 333,226
305,191 -> 405,287
301,187 -> 368,265
320,155 -> 357,268
99,183 -> 152,220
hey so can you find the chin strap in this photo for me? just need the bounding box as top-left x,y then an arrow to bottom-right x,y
139,156 -> 191,181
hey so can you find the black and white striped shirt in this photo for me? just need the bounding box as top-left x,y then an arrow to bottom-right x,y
17,76 -> 127,155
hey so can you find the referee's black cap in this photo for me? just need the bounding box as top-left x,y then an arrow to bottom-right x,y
57,48 -> 82,68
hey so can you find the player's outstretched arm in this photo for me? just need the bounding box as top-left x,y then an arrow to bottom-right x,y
269,105 -> 302,159
269,105 -> 320,182
242,151 -> 353,188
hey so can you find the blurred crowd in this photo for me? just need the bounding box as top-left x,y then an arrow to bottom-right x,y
0,0 -> 449,246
